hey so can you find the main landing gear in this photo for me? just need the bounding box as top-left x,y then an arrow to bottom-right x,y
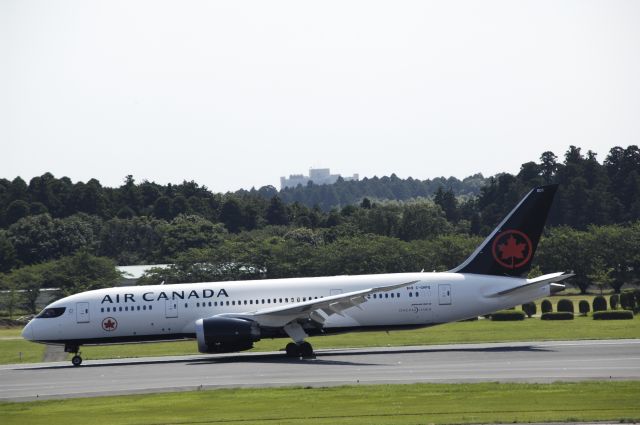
283,322 -> 315,358
285,341 -> 314,358
65,344 -> 83,367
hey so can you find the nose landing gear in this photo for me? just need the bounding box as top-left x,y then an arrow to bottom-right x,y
71,354 -> 83,366
65,344 -> 83,367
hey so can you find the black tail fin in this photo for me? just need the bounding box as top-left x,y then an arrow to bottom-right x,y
450,184 -> 558,277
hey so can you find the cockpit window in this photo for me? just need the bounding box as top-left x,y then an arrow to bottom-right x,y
36,307 -> 66,318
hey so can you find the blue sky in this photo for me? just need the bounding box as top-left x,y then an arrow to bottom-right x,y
2,0 -> 639,192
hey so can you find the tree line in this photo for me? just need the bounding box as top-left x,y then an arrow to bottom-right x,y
0,144 -> 639,311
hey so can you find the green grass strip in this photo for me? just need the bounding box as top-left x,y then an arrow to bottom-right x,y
1,381 -> 638,425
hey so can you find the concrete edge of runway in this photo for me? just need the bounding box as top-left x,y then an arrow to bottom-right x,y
2,339 -> 639,403
3,338 -> 640,371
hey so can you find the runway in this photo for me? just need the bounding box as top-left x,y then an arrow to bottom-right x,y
1,339 -> 639,402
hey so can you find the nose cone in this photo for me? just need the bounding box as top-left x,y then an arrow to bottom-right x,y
21,321 -> 34,341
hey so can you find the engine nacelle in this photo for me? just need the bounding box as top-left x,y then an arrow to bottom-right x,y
195,317 -> 261,353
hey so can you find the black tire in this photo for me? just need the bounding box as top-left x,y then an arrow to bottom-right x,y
299,341 -> 314,358
285,342 -> 299,357
71,355 -> 82,367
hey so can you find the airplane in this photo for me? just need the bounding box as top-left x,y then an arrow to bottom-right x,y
22,184 -> 572,366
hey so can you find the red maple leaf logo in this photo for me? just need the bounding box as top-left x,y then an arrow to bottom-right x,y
498,235 -> 527,262
102,317 -> 117,331
491,230 -> 533,269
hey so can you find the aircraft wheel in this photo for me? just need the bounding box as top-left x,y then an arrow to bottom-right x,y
299,341 -> 314,358
71,355 -> 83,367
285,342 -> 300,357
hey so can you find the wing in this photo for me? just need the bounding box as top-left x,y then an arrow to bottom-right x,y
217,279 -> 419,328
485,272 -> 574,297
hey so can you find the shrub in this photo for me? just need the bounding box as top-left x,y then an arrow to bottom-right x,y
541,312 -> 574,320
522,302 -> 537,318
541,299 -> 553,314
593,310 -> 634,320
609,294 -> 619,310
490,310 -> 526,321
593,296 -> 607,312
557,299 -> 574,313
578,300 -> 590,316
620,291 -> 636,311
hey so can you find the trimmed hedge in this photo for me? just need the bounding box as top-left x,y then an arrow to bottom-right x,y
578,300 -> 590,315
620,291 -> 637,311
522,302 -> 536,318
609,294 -> 619,310
491,310 -> 526,321
557,299 -> 574,313
541,299 -> 553,314
593,296 -> 607,312
541,312 -> 574,320
593,310 -> 634,320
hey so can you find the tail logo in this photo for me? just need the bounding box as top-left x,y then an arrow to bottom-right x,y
491,230 -> 533,269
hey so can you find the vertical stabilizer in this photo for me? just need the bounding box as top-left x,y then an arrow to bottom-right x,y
450,184 -> 558,277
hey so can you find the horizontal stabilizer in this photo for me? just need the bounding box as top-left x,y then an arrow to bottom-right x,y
486,272 -> 574,298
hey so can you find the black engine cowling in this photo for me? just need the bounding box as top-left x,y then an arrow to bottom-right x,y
195,317 -> 261,353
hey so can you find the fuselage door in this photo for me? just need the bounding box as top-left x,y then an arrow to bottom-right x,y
438,284 -> 452,305
165,300 -> 178,318
76,302 -> 90,323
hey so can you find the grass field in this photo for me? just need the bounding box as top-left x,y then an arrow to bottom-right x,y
1,381 -> 638,425
1,312 -> 638,364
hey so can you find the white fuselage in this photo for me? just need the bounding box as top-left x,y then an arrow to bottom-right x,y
22,272 -> 550,345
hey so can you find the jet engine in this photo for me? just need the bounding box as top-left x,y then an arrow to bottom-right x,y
195,317 -> 261,353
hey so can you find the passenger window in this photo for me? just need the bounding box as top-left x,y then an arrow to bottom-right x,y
137,306 -> 140,311
119,306 -> 123,311
390,293 -> 394,298
149,305 -> 152,310
416,292 -> 420,297
143,305 -> 146,310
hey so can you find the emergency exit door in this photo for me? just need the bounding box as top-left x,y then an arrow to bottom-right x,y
165,300 -> 178,318
438,284 -> 452,305
76,302 -> 90,323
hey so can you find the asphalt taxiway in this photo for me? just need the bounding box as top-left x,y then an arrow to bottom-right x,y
1,339 -> 638,401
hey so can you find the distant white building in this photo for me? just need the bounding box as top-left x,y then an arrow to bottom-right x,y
280,168 -> 359,189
